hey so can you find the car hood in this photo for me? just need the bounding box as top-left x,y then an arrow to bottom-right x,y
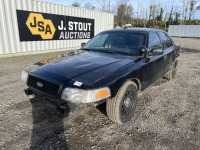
31,50 -> 135,84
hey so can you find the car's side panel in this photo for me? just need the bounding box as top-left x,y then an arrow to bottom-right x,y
162,46 -> 174,72
158,31 -> 177,74
145,32 -> 165,86
146,54 -> 168,87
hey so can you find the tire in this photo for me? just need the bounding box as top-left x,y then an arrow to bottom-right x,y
164,59 -> 178,80
106,81 -> 138,124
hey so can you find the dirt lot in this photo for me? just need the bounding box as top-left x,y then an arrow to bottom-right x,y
0,38 -> 200,150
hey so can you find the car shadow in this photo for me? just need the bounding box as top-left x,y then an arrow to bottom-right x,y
96,102 -> 108,117
29,96 -> 69,150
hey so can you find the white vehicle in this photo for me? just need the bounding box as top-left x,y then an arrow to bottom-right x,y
123,24 -> 132,28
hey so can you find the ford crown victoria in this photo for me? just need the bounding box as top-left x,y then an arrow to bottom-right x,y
22,28 -> 181,124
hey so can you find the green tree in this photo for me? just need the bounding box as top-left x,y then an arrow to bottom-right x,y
84,2 -> 95,10
72,1 -> 80,7
157,7 -> 164,21
168,5 -> 173,25
174,12 -> 181,24
115,1 -> 133,26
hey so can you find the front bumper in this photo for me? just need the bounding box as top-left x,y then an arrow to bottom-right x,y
24,88 -> 107,108
25,88 -> 67,107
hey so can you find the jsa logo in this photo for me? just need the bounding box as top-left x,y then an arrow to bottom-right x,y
26,13 -> 56,39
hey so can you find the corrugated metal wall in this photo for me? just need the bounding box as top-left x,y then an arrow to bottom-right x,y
0,0 -> 114,54
168,25 -> 200,38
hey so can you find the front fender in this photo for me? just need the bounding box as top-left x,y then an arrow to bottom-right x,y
94,69 -> 142,98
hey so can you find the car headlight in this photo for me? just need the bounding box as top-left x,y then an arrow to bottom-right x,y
21,71 -> 28,83
61,87 -> 111,103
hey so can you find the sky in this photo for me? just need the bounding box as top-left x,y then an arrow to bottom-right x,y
43,0 -> 200,19
43,0 -> 163,8
43,0 -> 98,6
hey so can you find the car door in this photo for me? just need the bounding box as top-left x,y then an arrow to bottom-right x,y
158,32 -> 175,74
145,31 -> 165,87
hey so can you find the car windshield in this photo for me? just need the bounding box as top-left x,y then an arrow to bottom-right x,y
82,31 -> 146,56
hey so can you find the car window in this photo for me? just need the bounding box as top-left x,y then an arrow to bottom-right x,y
159,32 -> 173,48
165,33 -> 174,47
83,32 -> 146,56
89,34 -> 109,47
148,32 -> 161,50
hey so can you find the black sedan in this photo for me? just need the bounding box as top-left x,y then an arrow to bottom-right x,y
22,28 -> 181,124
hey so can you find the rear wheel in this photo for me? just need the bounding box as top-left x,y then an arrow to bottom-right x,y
106,81 -> 138,124
164,59 -> 178,80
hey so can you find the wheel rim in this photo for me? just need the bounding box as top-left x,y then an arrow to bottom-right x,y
121,87 -> 134,117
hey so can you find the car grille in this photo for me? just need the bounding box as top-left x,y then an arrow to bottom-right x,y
27,75 -> 60,96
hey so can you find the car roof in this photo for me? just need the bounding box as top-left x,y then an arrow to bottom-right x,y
102,28 -> 166,33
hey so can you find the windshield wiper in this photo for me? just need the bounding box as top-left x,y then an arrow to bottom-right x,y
105,50 -> 122,55
80,48 -> 92,51
107,50 -> 139,57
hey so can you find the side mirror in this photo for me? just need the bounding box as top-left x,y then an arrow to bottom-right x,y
139,47 -> 150,60
81,42 -> 86,48
139,47 -> 148,54
151,49 -> 163,55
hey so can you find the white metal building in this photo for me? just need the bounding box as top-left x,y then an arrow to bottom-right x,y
0,0 -> 114,55
168,25 -> 200,38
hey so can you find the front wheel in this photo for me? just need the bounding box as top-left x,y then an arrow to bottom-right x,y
106,81 -> 138,124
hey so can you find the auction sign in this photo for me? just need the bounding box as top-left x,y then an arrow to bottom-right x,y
16,10 -> 95,41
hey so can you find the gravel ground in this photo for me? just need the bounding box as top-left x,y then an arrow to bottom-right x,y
173,37 -> 200,51
0,39 -> 200,150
